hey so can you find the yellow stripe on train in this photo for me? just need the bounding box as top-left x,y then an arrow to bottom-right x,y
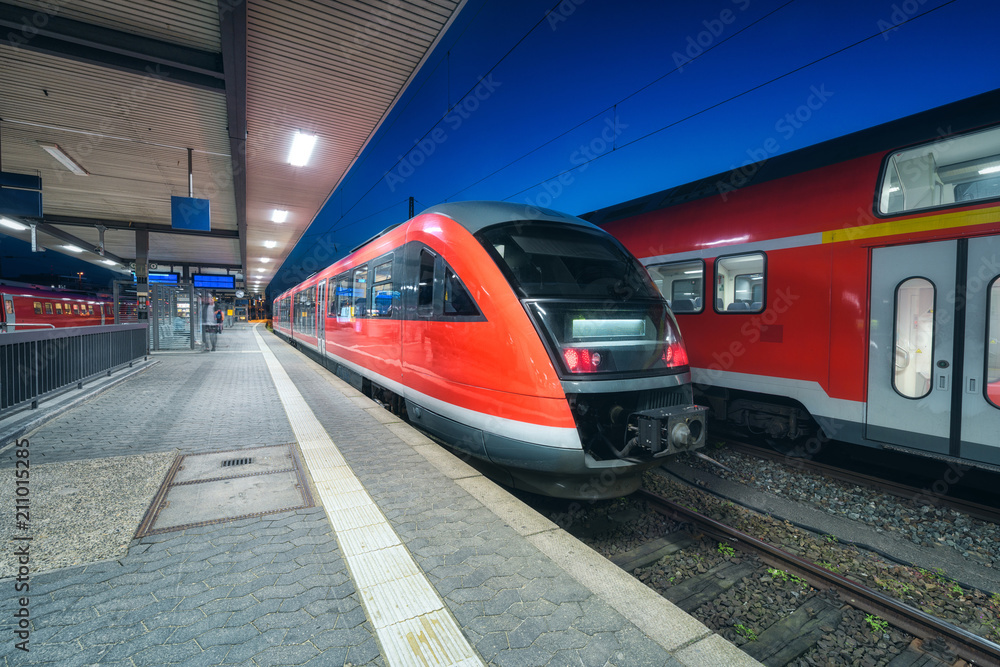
822,206 -> 1000,244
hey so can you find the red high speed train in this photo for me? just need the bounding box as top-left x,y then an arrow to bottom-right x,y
0,283 -> 114,331
588,89 -> 1000,470
273,201 -> 707,498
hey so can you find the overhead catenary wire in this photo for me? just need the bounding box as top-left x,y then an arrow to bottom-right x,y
314,0 -> 571,240
442,0 -> 800,202
501,0 -> 959,202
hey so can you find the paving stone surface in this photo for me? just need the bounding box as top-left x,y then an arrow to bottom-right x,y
0,326 -> 705,666
0,325 -> 295,467
0,507 -> 382,666
261,333 -> 685,667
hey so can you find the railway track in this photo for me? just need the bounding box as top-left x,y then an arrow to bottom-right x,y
723,438 -> 1000,526
637,488 -> 1000,666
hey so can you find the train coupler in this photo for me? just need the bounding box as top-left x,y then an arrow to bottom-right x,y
631,404 -> 708,457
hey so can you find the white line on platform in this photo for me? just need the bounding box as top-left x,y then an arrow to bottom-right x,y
252,326 -> 483,667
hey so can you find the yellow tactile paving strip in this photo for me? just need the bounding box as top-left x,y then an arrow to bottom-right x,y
253,327 -> 483,667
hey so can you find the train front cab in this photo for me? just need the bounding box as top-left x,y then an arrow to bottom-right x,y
459,213 -> 707,498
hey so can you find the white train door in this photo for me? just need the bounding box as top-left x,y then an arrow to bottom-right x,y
960,236 -> 1000,465
868,241 -> 956,456
867,237 -> 1000,466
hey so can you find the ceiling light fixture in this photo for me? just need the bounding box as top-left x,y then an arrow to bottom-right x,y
264,240 -> 277,248
0,217 -> 28,231
287,131 -> 317,167
38,142 -> 90,175
63,244 -> 84,253
272,209 -> 288,223
979,165 -> 1000,175
101,259 -> 116,265
260,258 -> 271,263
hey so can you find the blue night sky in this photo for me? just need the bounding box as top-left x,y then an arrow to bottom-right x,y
271,0 -> 1000,295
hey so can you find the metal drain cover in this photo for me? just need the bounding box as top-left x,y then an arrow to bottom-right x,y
136,445 -> 312,537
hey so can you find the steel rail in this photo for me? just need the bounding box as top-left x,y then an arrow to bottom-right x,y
723,438 -> 1000,525
638,488 -> 1000,666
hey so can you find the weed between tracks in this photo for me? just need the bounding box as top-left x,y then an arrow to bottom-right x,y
642,472 -> 1000,645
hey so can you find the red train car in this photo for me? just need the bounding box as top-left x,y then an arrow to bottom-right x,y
274,201 -> 707,498
588,89 -> 1000,469
0,283 -> 114,331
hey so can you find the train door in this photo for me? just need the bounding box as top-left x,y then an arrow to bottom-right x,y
959,236 -> 1000,465
316,282 -> 326,355
867,238 -> 1000,466
3,295 -> 14,331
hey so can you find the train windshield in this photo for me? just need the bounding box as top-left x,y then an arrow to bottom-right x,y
478,221 -> 687,376
475,221 -> 660,300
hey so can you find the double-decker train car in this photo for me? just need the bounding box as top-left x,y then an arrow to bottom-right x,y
587,89 -> 1000,469
273,201 -> 707,498
0,283 -> 114,331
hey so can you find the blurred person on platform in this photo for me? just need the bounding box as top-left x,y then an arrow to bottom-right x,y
202,295 -> 218,351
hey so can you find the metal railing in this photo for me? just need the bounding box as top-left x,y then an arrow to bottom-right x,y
0,323 -> 148,416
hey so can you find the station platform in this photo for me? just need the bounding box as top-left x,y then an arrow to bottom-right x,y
0,323 -> 760,666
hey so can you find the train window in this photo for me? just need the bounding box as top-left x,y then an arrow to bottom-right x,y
878,125 -> 1000,216
417,250 -> 435,309
44,303 -> 53,315
443,268 -> 479,316
352,266 -> 368,317
33,301 -> 42,314
72,304 -> 79,314
986,278 -> 1000,409
893,277 -> 935,399
370,260 -> 394,318
4,300 -> 11,314
715,253 -> 765,313
332,274 -> 351,317
476,222 -> 660,300
294,287 -> 316,331
55,303 -> 63,315
647,260 -> 704,313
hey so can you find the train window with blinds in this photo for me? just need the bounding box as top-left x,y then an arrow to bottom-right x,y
648,260 -> 704,313
55,303 -> 63,315
33,302 -> 42,314
986,278 -> 1000,408
44,303 -> 53,315
878,125 -> 1000,216
893,277 -> 935,399
715,253 -> 765,313
370,259 -> 395,318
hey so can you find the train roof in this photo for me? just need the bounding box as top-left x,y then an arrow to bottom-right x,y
582,88 -> 1000,226
420,200 -> 600,235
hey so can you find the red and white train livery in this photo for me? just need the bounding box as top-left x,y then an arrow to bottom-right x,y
273,201 -> 707,498
589,89 -> 1000,469
0,283 -> 114,331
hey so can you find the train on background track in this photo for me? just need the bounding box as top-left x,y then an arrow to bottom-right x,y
587,88 -> 1000,470
272,201 -> 707,499
0,282 -> 115,331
